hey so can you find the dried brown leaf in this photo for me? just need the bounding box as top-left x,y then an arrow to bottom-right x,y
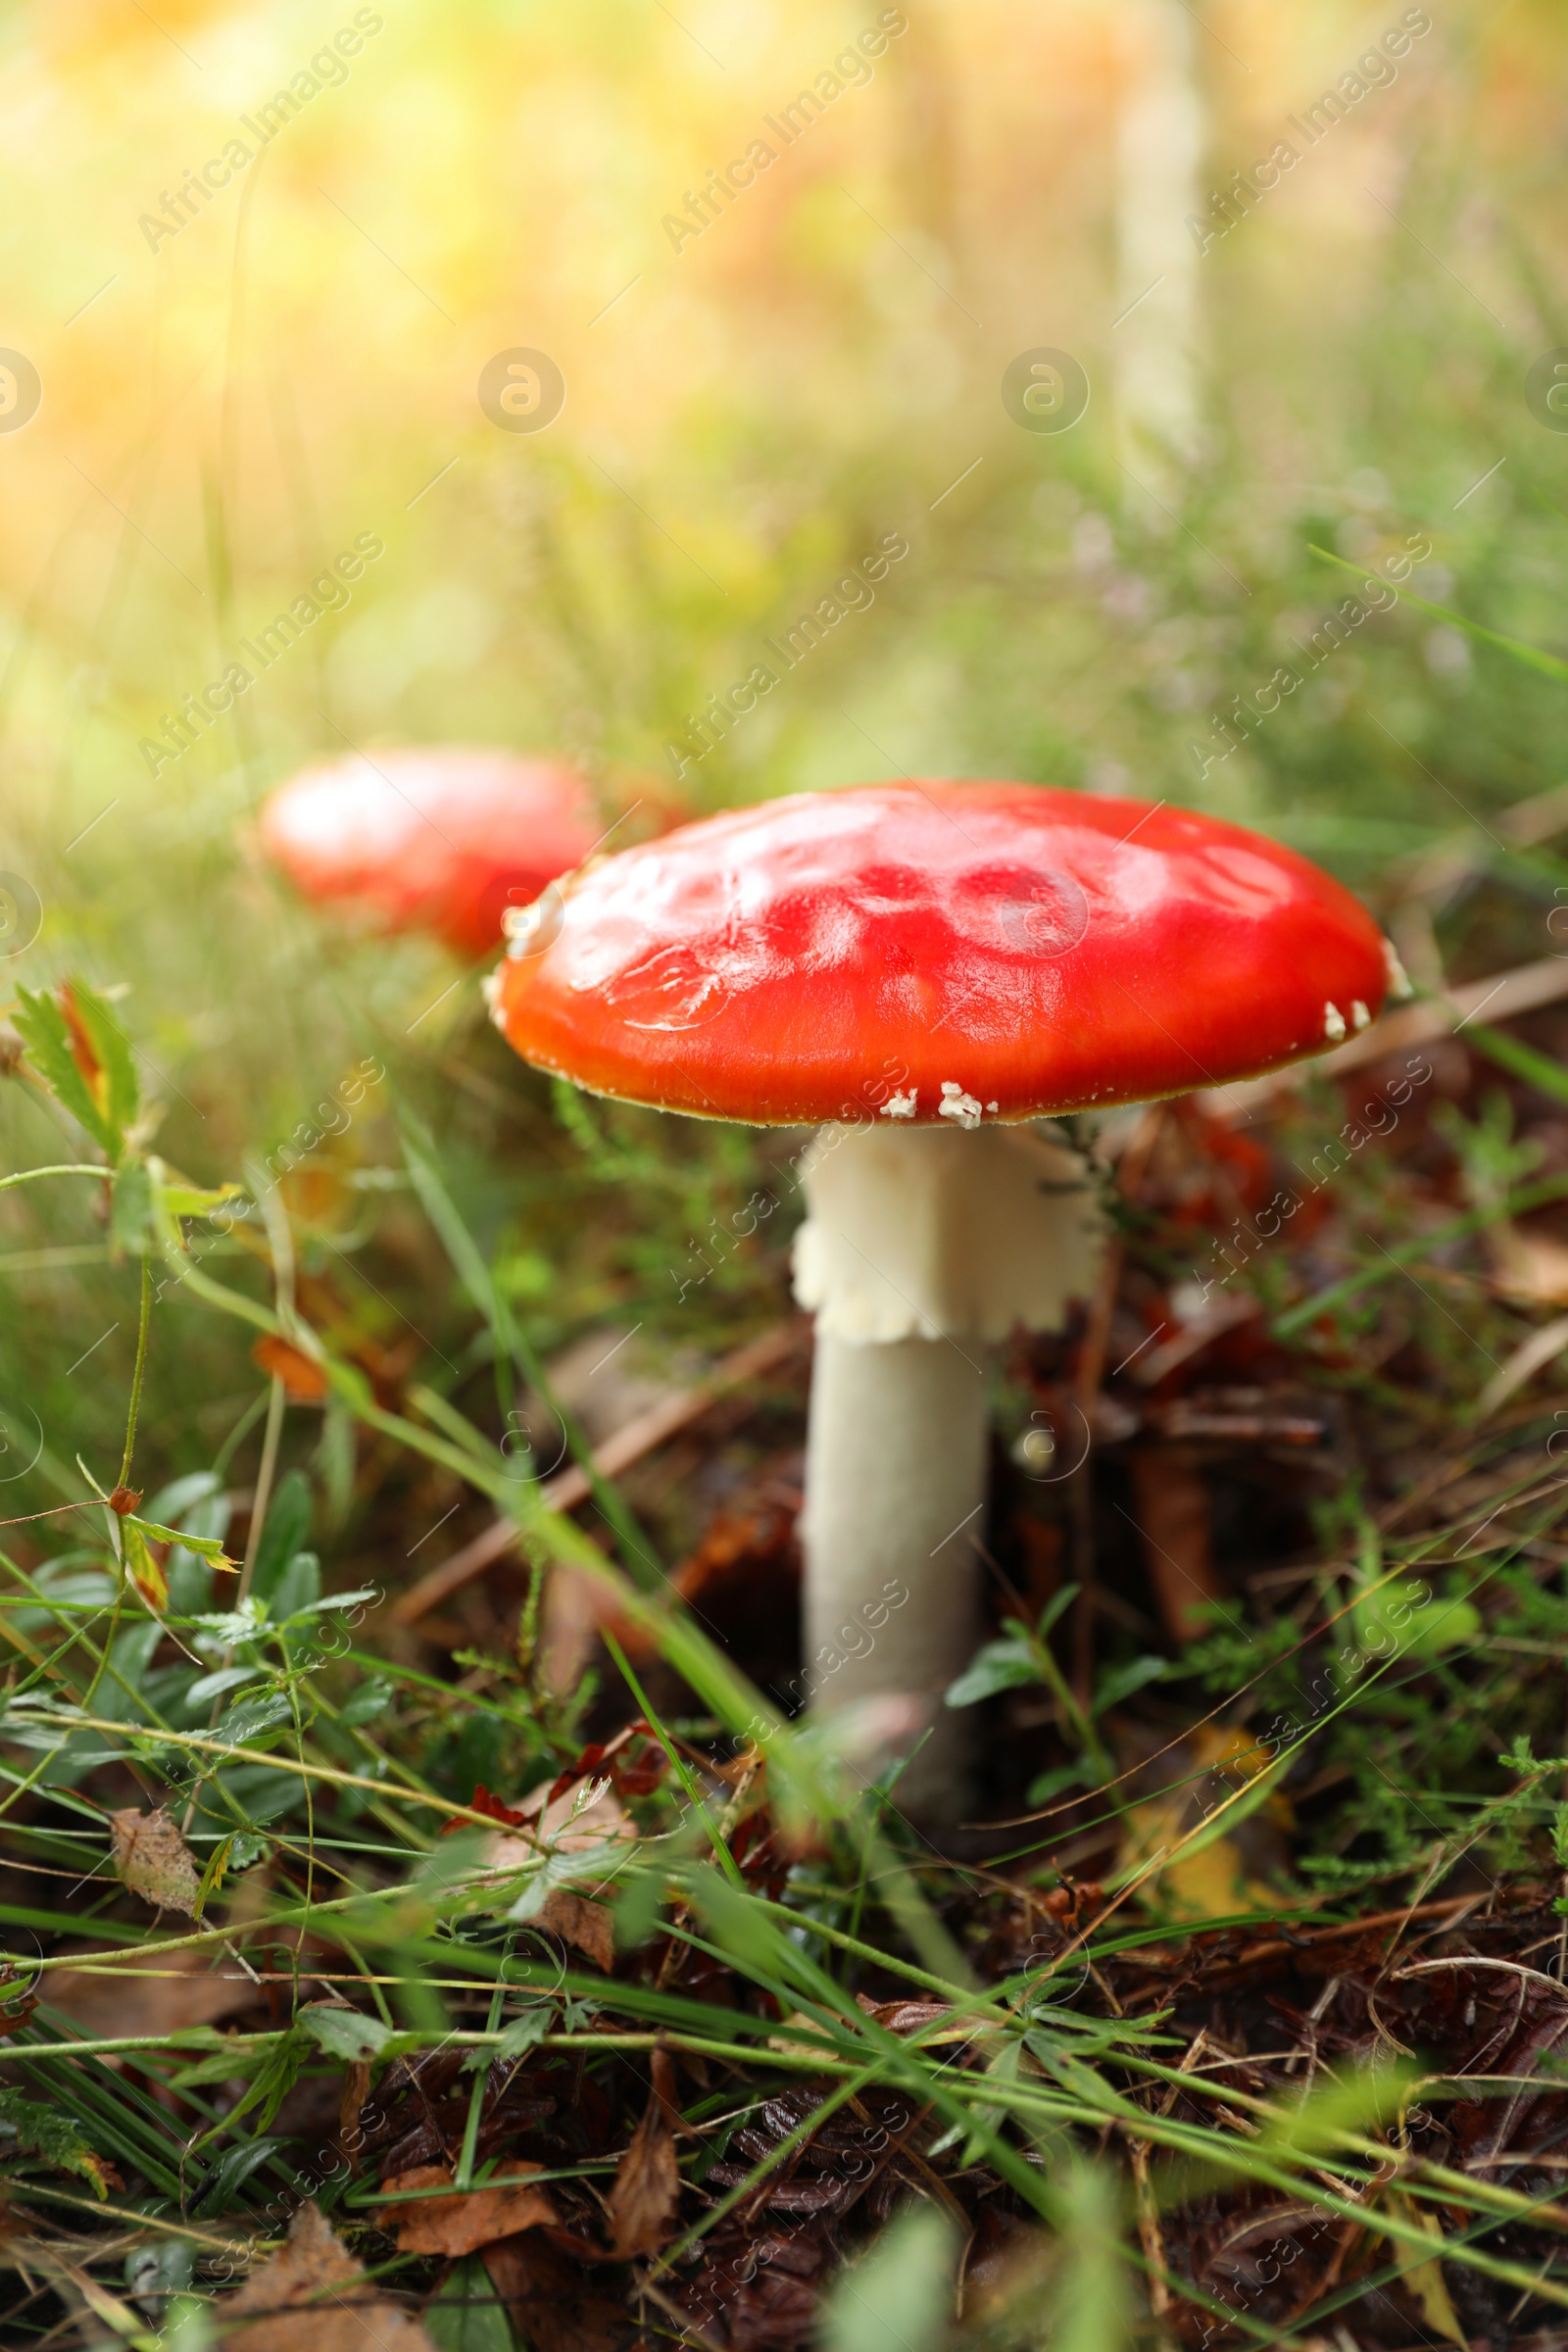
536,1888 -> 615,1971
375,2160 -> 557,2255
608,2047 -> 680,2260
480,2232 -> 629,2352
109,1807 -> 201,1918
339,2060 -> 371,2159
1126,1445 -> 1226,1642
218,2202 -> 437,2351
466,1771 -> 631,1965
1383,2189 -> 1468,2347
47,1946 -> 259,2037
855,1994 -> 964,2039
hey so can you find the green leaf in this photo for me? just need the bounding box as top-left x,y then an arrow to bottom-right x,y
399,1108 -> 504,1328
129,1518 -> 235,1568
339,1677 -> 393,1727
1465,1021 -> 1568,1110
298,2003 -> 403,2061
63,977 -> 139,1143
423,2254 -> 515,2352
1026,2040 -> 1126,2112
1353,1577 -> 1479,1664
1092,1655 -> 1169,1718
157,1176 -> 243,1218
250,1470 -> 313,1603
171,2038 -> 264,2088
185,1666 -> 263,1707
315,1586 -> 379,1616
145,1470 -> 222,1523
945,1637 -> 1041,1709
492,2005 -> 553,2062
1034,1583 -> 1080,1640
121,1520 -> 169,1610
1026,1760 -> 1093,1807
12,986 -> 118,1156
1051,2162 -> 1132,2352
268,1549 -> 321,1622
684,1863 -> 785,1975
1412,1596 -> 1483,1657
820,2202 -> 957,2352
159,1484 -> 232,1614
219,2032 -> 307,2137
212,1689 -> 296,1747
194,2133 -> 292,2217
1258,2061 -> 1419,2160
0,2086 -> 114,2198
192,1834 -> 238,1923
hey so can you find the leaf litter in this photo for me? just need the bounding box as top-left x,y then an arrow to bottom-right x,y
12,964 -> 1568,2343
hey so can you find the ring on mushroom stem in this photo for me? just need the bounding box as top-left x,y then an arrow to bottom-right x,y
484,781 -> 1393,1823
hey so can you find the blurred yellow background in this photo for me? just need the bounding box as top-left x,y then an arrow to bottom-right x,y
5,0 -> 1568,1475
3,0 -> 1563,840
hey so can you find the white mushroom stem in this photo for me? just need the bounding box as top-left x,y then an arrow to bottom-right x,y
793,1119 -> 1103,1819
802,1334 -> 989,1811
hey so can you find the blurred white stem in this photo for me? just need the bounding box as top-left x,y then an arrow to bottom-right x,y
1115,0 -> 1204,504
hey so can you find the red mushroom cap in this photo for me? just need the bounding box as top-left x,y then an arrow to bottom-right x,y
260,747 -> 603,959
491,784 -> 1393,1125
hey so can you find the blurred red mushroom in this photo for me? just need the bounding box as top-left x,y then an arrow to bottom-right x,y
259,745 -> 620,958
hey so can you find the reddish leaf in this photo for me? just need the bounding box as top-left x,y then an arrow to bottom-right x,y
58,982 -> 103,1095
468,1783 -> 528,1828
253,1334 -> 329,1401
375,2160 -> 557,2255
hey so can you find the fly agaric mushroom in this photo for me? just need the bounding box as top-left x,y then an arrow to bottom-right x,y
485,784 -> 1394,1815
260,746 -> 612,959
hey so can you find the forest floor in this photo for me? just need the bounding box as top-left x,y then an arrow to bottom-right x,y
10,935 -> 1568,2350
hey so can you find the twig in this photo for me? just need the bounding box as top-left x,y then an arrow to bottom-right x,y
391,1321 -> 805,1625
236,1375 -> 285,1606
1209,953 -> 1568,1120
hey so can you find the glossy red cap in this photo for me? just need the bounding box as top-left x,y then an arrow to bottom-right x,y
260,748 -> 603,958
490,784 -> 1392,1124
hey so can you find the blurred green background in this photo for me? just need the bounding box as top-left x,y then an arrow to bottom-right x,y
4,0 -> 1568,1532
